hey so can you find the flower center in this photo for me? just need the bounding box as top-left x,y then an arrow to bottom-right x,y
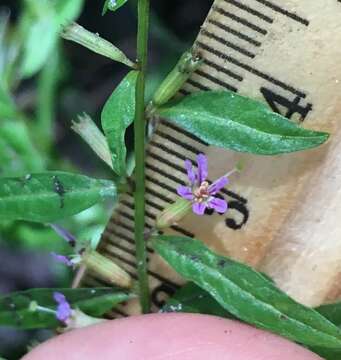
193,181 -> 210,203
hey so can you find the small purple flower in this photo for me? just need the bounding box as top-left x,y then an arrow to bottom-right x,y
177,154 -> 228,216
53,292 -> 72,323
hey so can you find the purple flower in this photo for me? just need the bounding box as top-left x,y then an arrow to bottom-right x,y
177,154 -> 228,216
50,252 -> 74,267
53,292 -> 72,323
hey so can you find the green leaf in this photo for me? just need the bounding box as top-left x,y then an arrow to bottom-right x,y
309,347 -> 341,360
35,44 -> 62,152
0,120 -> 45,177
0,11 -> 21,92
163,282 -> 234,319
0,85 -> 17,119
101,71 -> 138,176
157,90 -> 329,155
20,15 -> 55,78
316,302 -> 341,327
0,287 -> 133,329
102,0 -> 128,15
0,172 -> 116,222
152,235 -> 341,349
308,303 -> 341,358
20,0 -> 84,77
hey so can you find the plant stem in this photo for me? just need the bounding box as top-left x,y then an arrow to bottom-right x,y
36,42 -> 61,155
134,0 -> 151,313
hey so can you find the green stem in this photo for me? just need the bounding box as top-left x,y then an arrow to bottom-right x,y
134,0 -> 151,313
36,43 -> 61,155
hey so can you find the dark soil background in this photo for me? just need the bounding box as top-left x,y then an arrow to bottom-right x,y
0,0 -> 212,358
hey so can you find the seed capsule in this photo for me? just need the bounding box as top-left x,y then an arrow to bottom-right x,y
82,249 -> 132,288
71,113 -> 113,169
151,49 -> 203,108
156,198 -> 192,229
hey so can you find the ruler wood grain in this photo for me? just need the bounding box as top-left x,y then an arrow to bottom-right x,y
76,0 -> 341,315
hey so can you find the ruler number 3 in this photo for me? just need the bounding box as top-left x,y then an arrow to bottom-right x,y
205,194 -> 249,230
260,87 -> 312,122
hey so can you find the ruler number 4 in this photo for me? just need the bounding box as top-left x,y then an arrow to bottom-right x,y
260,87 -> 312,122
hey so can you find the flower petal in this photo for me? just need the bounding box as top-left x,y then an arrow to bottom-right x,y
196,153 -> 208,184
53,292 -> 66,303
208,176 -> 228,195
51,252 -> 73,267
53,292 -> 72,323
184,159 -> 196,185
192,202 -> 207,215
49,224 -> 76,247
208,197 -> 228,214
177,186 -> 194,200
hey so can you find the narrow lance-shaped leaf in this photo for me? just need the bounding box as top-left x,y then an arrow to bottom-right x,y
102,0 -> 128,15
0,11 -> 20,96
0,287 -> 134,330
35,45 -> 61,152
308,347 -> 341,360
0,171 -> 116,222
153,235 -> 341,349
156,90 -> 329,155
20,0 -> 84,77
164,277 -> 277,317
101,71 -> 138,176
316,302 -> 341,327
163,282 -> 234,319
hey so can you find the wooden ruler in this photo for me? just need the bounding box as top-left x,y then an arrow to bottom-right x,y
76,0 -> 341,315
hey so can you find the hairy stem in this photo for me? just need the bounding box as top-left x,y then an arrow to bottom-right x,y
134,0 -> 151,313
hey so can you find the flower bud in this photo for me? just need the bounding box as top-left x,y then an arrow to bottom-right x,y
82,248 -> 132,288
151,49 -> 203,108
61,23 -> 135,68
156,197 -> 192,229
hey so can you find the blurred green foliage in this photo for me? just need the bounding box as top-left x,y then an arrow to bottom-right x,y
0,0 -> 204,357
0,0 -> 191,270
0,0 -> 110,271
